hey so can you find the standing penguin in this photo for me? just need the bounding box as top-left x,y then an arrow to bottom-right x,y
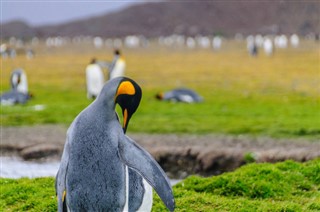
86,58 -> 105,99
263,38 -> 273,56
109,49 -> 126,80
10,69 -> 28,94
56,77 -> 175,211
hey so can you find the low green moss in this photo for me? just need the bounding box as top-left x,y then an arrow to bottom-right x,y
1,159 -> 319,211
0,178 -> 57,211
153,159 -> 320,211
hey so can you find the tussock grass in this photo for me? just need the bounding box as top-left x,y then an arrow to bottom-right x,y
1,159 -> 319,211
153,159 -> 320,211
1,41 -> 319,138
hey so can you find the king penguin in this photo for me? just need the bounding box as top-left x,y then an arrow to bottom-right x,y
56,77 -> 175,211
156,88 -> 203,103
10,69 -> 28,94
1,69 -> 31,105
85,58 -> 105,99
108,49 -> 126,80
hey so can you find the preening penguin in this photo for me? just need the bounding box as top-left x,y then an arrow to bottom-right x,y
1,69 -> 31,105
56,77 -> 175,211
10,69 -> 28,94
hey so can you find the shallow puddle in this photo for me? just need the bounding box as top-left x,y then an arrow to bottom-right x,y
0,157 -> 181,185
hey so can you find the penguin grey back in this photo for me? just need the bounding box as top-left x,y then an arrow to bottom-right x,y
56,77 -> 175,211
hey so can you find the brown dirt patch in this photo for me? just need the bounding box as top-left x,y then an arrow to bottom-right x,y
1,125 -> 319,178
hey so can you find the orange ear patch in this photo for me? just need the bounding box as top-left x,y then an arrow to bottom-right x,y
116,81 -> 135,97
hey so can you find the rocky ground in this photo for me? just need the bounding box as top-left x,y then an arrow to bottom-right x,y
1,125 -> 319,178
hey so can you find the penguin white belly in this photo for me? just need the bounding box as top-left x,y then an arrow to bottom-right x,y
17,73 -> 28,94
110,60 -> 125,79
123,165 -> 153,212
137,179 -> 153,212
180,94 -> 194,103
86,65 -> 104,97
123,165 -> 129,212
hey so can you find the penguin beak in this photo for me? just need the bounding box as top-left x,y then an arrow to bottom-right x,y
122,108 -> 129,133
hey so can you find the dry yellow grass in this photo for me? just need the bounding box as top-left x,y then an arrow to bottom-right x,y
1,40 -> 319,95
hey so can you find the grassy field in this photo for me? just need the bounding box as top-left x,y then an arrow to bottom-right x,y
1,41 -> 319,211
1,40 -> 320,139
1,159 -> 319,211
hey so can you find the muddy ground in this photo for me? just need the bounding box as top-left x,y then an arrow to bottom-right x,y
1,125 -> 319,178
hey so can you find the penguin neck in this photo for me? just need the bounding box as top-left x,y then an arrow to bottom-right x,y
92,96 -> 118,120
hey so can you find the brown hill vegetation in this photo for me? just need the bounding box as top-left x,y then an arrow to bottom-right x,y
2,1 -> 319,39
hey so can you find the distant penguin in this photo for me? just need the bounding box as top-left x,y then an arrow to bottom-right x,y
247,36 -> 258,57
56,77 -> 175,212
85,58 -> 105,99
1,69 -> 31,105
212,36 -> 222,50
109,49 -> 126,80
10,69 -> 28,94
275,35 -> 288,49
263,38 -> 273,56
186,37 -> 196,48
156,88 -> 203,103
26,49 -> 35,59
290,34 -> 300,48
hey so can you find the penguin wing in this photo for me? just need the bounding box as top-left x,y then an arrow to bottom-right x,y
56,126 -> 73,212
118,135 -> 175,212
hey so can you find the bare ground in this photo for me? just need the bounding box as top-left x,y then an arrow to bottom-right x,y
1,125 -> 319,178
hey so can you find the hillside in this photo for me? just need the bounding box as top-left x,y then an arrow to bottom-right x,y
2,1 -> 319,39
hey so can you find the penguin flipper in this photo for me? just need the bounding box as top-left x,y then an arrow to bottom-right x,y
118,135 -> 175,212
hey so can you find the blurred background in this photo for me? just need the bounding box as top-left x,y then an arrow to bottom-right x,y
2,1 -> 319,38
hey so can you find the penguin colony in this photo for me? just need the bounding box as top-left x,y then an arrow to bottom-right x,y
56,77 -> 175,211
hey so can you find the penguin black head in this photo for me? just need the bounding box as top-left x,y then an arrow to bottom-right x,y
155,92 -> 164,100
114,49 -> 121,56
10,71 -> 22,90
90,58 -> 97,64
115,78 -> 142,133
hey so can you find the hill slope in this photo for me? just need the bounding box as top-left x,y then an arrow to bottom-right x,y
2,1 -> 319,38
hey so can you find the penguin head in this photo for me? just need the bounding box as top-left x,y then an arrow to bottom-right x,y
114,78 -> 142,133
114,49 -> 121,56
155,92 -> 164,100
10,71 -> 22,90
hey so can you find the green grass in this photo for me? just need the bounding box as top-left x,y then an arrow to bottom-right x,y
1,88 -> 319,138
1,41 -> 320,139
134,90 -> 320,138
0,178 -> 56,211
154,159 -> 320,211
1,159 -> 319,211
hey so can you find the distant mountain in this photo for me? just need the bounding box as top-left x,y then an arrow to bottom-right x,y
1,20 -> 37,39
2,1 -> 319,39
